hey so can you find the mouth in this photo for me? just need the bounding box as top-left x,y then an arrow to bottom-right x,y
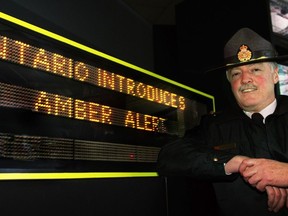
241,88 -> 256,93
240,85 -> 257,93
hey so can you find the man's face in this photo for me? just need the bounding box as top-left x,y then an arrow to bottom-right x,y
227,62 -> 279,112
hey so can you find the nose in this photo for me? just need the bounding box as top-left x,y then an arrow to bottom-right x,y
240,70 -> 253,84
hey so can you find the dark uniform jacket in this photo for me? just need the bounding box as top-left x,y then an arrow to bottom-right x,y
157,95 -> 288,216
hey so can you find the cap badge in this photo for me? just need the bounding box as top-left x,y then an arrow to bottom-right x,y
237,44 -> 252,62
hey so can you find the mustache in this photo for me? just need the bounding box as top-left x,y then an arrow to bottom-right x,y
239,84 -> 257,91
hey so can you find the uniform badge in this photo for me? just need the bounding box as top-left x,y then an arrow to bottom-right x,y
237,44 -> 252,62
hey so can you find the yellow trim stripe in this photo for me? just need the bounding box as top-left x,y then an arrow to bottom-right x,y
0,172 -> 159,180
0,12 -> 215,180
0,12 -> 215,111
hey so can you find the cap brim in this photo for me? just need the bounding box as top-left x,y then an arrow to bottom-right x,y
205,55 -> 288,73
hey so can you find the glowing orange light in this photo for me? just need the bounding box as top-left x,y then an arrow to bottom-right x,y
0,35 -> 186,110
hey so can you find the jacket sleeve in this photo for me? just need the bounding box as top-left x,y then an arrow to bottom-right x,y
156,116 -> 238,181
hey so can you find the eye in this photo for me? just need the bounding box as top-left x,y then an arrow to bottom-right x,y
251,68 -> 260,72
230,71 -> 241,78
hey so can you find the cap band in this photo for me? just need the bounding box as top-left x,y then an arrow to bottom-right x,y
224,50 -> 277,65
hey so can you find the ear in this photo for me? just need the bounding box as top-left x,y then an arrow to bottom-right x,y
273,67 -> 279,84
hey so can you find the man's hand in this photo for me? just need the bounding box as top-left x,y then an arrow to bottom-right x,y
266,186 -> 288,212
224,155 -> 250,174
239,158 -> 288,191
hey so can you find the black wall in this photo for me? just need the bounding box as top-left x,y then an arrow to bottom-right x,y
0,0 -> 154,71
0,177 -> 167,216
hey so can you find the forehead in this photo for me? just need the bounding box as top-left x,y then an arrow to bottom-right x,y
228,62 -> 270,72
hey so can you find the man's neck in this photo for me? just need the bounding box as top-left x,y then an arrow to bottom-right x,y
243,99 -> 277,120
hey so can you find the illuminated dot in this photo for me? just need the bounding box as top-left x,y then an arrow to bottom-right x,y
129,153 -> 135,159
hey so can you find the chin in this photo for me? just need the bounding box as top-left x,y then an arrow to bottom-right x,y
239,100 -> 259,109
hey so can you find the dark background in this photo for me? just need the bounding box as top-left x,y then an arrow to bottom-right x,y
0,0 -> 283,215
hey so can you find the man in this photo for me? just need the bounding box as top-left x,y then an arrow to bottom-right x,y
157,27 -> 288,216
